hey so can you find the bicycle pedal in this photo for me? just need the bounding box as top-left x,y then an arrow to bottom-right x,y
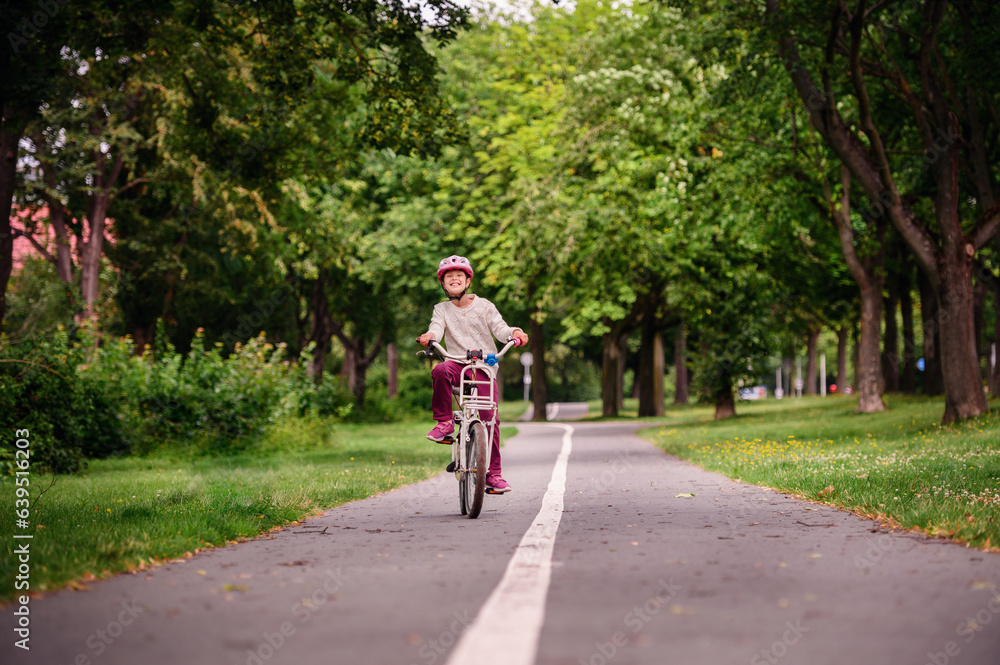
485,488 -> 505,495
446,461 -> 457,473
437,436 -> 454,445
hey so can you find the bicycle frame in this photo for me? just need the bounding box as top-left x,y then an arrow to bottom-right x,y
428,339 -> 518,480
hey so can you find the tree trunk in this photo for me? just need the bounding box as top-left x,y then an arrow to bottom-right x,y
805,327 -> 820,396
836,327 -> 848,392
387,343 -> 398,399
993,253 -> 1000,394
38,143 -> 76,285
341,343 -> 357,394
714,382 -> 736,420
857,283 -> 886,412
350,340 -> 365,407
0,110 -> 24,327
852,327 -> 859,394
882,283 -> 900,393
338,336 -> 384,409
974,277 -> 985,363
825,165 -> 884,412
601,330 -> 621,418
308,276 -> 333,381
48,201 -> 75,284
673,323 -> 689,405
637,292 -> 665,417
917,269 -> 944,396
80,149 -> 124,321
638,326 -> 665,417
80,197 -> 108,319
900,272 -> 916,394
530,315 -> 548,422
616,332 -> 628,412
133,321 -> 156,354
938,261 -> 987,422
967,81 -> 998,395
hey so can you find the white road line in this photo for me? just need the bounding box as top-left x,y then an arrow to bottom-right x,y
445,424 -> 574,665
547,402 -> 560,420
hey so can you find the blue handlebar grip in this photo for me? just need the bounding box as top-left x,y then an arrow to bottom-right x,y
486,354 -> 497,366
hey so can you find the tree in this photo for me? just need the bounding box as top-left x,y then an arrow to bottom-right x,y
2,0 -> 174,326
552,3 -> 721,416
764,0 -> 1000,422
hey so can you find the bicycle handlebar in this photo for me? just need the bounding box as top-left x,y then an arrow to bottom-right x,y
418,338 -> 520,366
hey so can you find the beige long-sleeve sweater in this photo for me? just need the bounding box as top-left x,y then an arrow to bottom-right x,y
425,296 -> 522,357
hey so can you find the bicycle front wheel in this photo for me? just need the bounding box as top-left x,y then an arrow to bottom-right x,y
463,420 -> 487,519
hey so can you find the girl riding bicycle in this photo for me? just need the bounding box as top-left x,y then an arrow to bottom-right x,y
416,255 -> 529,494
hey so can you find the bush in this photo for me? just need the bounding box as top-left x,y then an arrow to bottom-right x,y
2,323 -> 432,470
84,327 -> 311,454
0,327 -> 126,474
391,368 -> 433,416
301,375 -> 356,420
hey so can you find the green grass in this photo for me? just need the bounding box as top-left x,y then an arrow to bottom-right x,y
1,417 -> 519,601
499,399 -> 530,422
640,394 -> 1000,550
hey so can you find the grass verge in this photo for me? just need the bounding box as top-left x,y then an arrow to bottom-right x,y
640,394 -> 1000,551
1,416 -> 518,601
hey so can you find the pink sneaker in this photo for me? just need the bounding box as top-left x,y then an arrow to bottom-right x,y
486,475 -> 512,493
426,421 -> 455,443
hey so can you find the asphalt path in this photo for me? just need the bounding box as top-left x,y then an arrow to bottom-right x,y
5,422 -> 1000,665
518,402 -> 590,421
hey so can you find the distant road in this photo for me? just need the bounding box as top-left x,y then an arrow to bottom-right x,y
518,402 -> 589,421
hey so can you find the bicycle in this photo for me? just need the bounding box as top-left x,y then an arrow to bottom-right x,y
419,337 -> 520,519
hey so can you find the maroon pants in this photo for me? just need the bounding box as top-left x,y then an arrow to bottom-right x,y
431,360 -> 502,476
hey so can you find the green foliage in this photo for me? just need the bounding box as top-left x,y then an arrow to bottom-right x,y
1,324 -> 427,473
2,258 -> 78,342
81,326 -> 312,454
0,328 -> 125,474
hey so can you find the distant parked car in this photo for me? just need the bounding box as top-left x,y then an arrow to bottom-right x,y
739,386 -> 767,400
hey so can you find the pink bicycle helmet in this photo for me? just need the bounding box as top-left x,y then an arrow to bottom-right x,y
437,255 -> 474,281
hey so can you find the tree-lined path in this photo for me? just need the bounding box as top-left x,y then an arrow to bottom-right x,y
7,424 -> 999,665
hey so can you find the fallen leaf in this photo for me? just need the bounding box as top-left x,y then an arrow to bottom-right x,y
808,553 -> 823,559
196,570 -> 206,575
674,493 -> 695,498
817,485 -> 835,497
970,581 -> 995,591
669,604 -> 694,615
223,584 -> 249,592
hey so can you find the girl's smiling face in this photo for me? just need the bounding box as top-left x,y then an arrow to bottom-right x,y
441,269 -> 471,297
